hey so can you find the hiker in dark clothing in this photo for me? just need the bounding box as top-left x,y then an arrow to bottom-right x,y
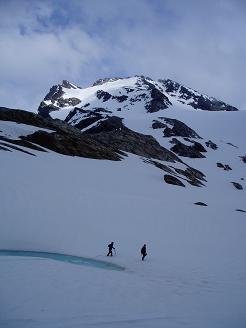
141,244 -> 147,261
107,242 -> 115,256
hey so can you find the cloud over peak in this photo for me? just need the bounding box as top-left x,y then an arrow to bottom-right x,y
0,0 -> 245,111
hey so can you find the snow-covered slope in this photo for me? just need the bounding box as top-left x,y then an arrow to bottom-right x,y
1,133 -> 246,328
0,76 -> 246,328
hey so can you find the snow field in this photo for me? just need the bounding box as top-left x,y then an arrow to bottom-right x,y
1,144 -> 246,327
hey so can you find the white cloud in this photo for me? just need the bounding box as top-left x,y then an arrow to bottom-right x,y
0,0 -> 245,111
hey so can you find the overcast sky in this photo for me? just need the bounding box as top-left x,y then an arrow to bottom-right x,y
0,0 -> 245,111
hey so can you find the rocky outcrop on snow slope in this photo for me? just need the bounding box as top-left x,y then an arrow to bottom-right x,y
0,107 -> 121,160
85,116 -> 181,162
164,174 -> 185,187
152,117 -> 201,138
231,182 -> 243,190
170,138 -> 207,158
0,107 -> 183,164
0,107 -> 209,187
159,79 -> 238,111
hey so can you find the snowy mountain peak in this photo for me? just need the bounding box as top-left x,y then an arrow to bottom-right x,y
158,78 -> 238,111
61,80 -> 80,89
38,75 -> 238,120
92,77 -> 122,86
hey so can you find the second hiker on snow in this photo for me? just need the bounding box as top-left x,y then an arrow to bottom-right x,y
107,242 -> 115,256
141,244 -> 147,261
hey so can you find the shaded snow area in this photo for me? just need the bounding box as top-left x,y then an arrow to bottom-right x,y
1,133 -> 246,328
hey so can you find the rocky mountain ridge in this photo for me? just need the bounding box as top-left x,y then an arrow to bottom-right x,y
38,75 -> 238,120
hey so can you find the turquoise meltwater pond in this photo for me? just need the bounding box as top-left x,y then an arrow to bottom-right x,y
0,250 -> 125,271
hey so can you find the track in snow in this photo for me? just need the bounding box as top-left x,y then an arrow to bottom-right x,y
0,250 -> 125,271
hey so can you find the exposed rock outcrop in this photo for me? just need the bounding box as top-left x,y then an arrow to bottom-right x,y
164,174 -> 185,187
217,163 -> 232,170
152,117 -> 201,139
194,202 -> 208,206
240,155 -> 246,163
170,138 -> 206,158
87,117 -> 181,162
145,88 -> 171,113
231,182 -> 243,190
205,140 -> 218,150
0,107 -> 121,160
159,79 -> 238,111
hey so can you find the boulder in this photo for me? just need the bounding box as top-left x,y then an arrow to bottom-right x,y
240,155 -> 246,163
164,175 -> 185,187
224,164 -> 232,171
231,182 -> 243,190
217,162 -> 224,168
205,140 -> 218,150
216,162 -> 232,170
194,202 -> 208,206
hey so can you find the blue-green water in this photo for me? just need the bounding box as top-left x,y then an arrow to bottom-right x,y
0,250 -> 125,271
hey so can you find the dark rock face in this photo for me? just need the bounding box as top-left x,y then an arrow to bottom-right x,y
194,202 -> 208,206
145,88 -> 171,113
144,159 -> 176,174
236,209 -> 246,213
185,167 -> 206,181
170,138 -> 206,158
227,142 -> 238,148
205,140 -> 218,150
173,167 -> 206,186
129,93 -> 148,104
231,182 -> 243,190
193,142 -> 207,153
217,163 -> 232,170
44,85 -> 64,102
144,159 -> 206,187
0,135 -> 46,153
80,116 -> 180,162
96,90 -> 128,103
217,162 -> 224,168
97,90 -> 112,102
38,102 -> 58,118
22,130 -> 120,160
90,122 -> 181,163
61,80 -> 78,89
84,116 -> 124,134
0,107 -> 121,161
164,174 -> 185,187
0,107 -> 58,129
38,81 -> 82,117
39,95 -> 81,118
224,164 -> 232,171
240,155 -> 246,163
152,120 -> 166,129
152,117 -> 201,139
159,79 -> 238,111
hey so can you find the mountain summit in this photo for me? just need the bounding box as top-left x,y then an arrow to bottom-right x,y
38,76 -> 238,120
